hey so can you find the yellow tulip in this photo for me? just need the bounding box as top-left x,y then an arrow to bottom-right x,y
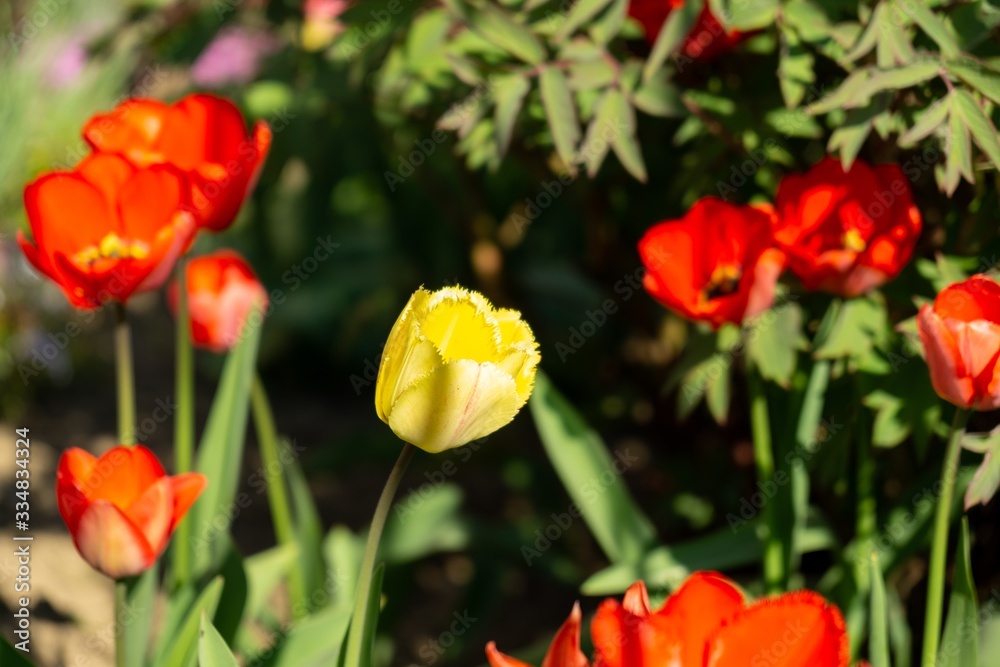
375,286 -> 541,453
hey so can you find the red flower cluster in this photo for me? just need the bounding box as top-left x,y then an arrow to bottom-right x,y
639,158 -> 923,327
487,572 -> 851,667
18,94 -> 270,310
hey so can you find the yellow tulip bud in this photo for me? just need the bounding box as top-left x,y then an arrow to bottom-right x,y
375,286 -> 541,453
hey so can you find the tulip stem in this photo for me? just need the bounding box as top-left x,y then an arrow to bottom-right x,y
172,257 -> 195,587
855,398 -> 876,593
250,373 -> 306,617
921,407 -> 969,666
345,443 -> 416,667
747,360 -> 784,594
114,303 -> 136,446
114,582 -> 127,667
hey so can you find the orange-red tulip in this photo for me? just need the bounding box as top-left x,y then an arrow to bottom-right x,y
18,153 -> 196,309
83,93 -> 271,232
56,445 -> 206,580
638,197 -> 785,329
169,250 -> 269,353
918,275 -> 1000,411
628,0 -> 745,60
487,572 -> 850,667
772,157 -> 922,298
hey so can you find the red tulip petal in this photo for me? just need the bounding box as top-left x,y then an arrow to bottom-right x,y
543,603 -> 589,667
85,445 -> 166,508
136,211 -> 197,293
75,153 -> 136,205
650,571 -> 746,666
168,94 -> 248,165
56,448 -> 97,534
117,166 -> 188,241
83,98 -> 172,162
73,500 -> 156,579
486,642 -> 535,667
622,581 -> 652,617
16,230 -> 61,289
706,591 -> 849,667
169,472 -> 208,532
918,305 -> 975,409
124,476 -> 175,556
24,172 -> 116,254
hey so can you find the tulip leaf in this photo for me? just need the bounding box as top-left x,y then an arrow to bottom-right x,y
241,543 -> 300,634
381,483 -> 469,563
965,438 -> 1000,509
256,602 -> 353,667
814,295 -> 888,360
938,519 -> 978,667
530,371 -> 658,565
159,577 -> 225,667
0,637 -> 34,666
286,449 -> 328,615
581,521 -> 836,595
539,66 -> 581,167
198,613 -> 239,667
189,319 -> 263,578
869,553 -> 891,667
212,544 -> 249,645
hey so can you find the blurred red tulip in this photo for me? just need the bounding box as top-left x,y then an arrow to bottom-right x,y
628,0 -> 746,60
638,197 -> 785,329
487,572 -> 850,667
56,445 -> 206,580
918,275 -> 1000,411
169,250 -> 269,353
18,153 -> 196,309
83,93 -> 271,232
773,157 -> 922,298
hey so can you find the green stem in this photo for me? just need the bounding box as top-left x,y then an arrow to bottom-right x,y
173,257 -> 195,586
747,360 -> 784,594
855,398 -> 876,593
344,443 -> 416,667
115,303 -> 136,446
115,581 -> 128,667
921,407 -> 969,666
250,373 -> 306,616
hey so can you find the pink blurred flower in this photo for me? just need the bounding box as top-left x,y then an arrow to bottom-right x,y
191,26 -> 281,88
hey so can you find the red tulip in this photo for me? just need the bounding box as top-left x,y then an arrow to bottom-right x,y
18,153 -> 196,309
83,93 -> 271,232
169,250 -> 269,353
487,572 -> 851,667
918,275 -> 1000,411
772,158 -> 922,298
638,197 -> 785,329
628,0 -> 745,61
56,445 -> 206,579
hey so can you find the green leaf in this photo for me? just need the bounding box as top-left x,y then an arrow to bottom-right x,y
588,0 -> 628,45
721,0 -> 778,31
643,0 -> 701,82
468,3 -> 546,64
746,300 -> 805,388
946,58 -> 1000,107
808,69 -> 876,114
159,577 -> 225,667
381,483 -> 469,562
286,450 -> 327,615
869,553 -> 891,667
633,73 -> 684,118
949,102 -> 975,183
954,89 -> 1000,171
122,567 -> 158,667
814,295 -> 888,360
779,26 -> 816,109
938,519 -> 978,667
859,59 -> 942,100
606,89 -> 648,182
190,319 -> 263,578
242,544 -> 299,629
783,0 -> 833,43
493,74 -> 531,156
965,435 -> 1000,509
555,0 -> 615,42
899,93 -> 952,146
844,1 -> 887,63
539,66 -> 581,166
901,0 -> 960,58
530,371 -> 658,564
199,614 -> 240,667
580,91 -> 615,176
0,637 -> 33,666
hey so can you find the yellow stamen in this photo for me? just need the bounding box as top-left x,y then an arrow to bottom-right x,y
843,228 -> 867,253
703,263 -> 742,301
74,233 -> 150,265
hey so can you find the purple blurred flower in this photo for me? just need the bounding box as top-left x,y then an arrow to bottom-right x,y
47,39 -> 88,89
191,26 -> 282,88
